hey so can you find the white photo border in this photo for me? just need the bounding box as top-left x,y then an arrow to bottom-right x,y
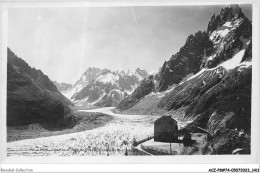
0,0 -> 259,170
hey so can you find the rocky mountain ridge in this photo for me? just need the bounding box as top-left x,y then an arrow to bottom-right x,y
118,4 -> 251,110
117,4 -> 252,154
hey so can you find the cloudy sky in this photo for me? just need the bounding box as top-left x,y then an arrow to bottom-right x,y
8,4 -> 252,84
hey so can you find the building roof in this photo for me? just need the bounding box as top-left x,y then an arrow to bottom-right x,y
154,116 -> 178,124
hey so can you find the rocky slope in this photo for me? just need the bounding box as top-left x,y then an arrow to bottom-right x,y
118,5 -> 252,154
53,81 -> 72,93
66,68 -> 148,107
7,48 -> 72,126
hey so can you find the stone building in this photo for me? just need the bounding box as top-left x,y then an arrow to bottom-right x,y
154,116 -> 178,142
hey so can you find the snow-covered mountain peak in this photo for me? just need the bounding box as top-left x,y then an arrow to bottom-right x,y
115,69 -> 127,76
61,67 -> 149,107
96,73 -> 120,86
209,18 -> 244,45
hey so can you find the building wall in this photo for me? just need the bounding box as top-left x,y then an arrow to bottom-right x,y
154,117 -> 178,142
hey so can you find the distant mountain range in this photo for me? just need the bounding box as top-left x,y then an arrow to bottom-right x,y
53,67 -> 149,108
118,4 -> 252,154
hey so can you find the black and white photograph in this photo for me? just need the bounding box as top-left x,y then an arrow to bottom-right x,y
0,0 -> 259,172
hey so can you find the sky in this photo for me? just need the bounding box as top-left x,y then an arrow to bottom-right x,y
8,4 -> 252,84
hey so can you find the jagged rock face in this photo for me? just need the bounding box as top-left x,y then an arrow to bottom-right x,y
155,5 -> 251,93
7,48 -> 72,126
155,31 -> 214,92
207,5 -> 245,34
70,68 -> 148,107
203,5 -> 252,69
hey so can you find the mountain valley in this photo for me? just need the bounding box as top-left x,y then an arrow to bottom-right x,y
6,4 -> 253,155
